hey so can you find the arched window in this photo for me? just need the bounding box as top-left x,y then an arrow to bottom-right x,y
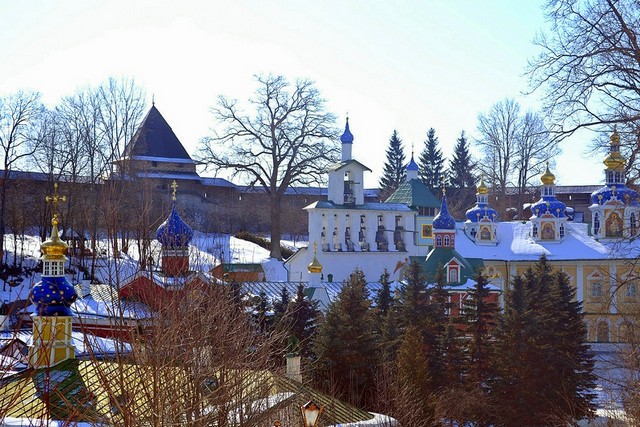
591,282 -> 603,298
448,267 -> 458,283
559,223 -> 565,239
594,213 -> 600,235
631,213 -> 637,236
470,227 -> 477,238
619,322 -> 633,343
532,223 -> 538,238
436,235 -> 442,246
597,321 -> 609,343
444,235 -> 450,247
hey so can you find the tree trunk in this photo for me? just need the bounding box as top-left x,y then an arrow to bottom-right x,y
269,193 -> 282,260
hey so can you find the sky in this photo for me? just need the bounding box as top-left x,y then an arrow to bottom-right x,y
0,0 -> 604,188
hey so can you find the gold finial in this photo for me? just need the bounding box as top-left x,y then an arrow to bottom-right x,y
171,180 -> 178,201
611,125 -> 620,145
477,175 -> 489,195
308,241 -> 323,274
540,162 -> 555,185
42,183 -> 68,260
45,183 -> 66,224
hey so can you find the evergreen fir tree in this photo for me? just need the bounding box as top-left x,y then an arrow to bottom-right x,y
397,261 -> 429,329
418,128 -> 445,193
379,130 -> 407,201
447,131 -> 477,216
252,290 -> 272,334
463,272 -> 499,385
492,256 -> 596,426
288,283 -> 321,358
313,269 -> 379,407
396,325 -> 436,426
375,268 -> 394,319
376,269 -> 400,360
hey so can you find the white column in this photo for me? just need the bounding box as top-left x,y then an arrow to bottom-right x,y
610,262 -> 618,314
576,263 -> 584,302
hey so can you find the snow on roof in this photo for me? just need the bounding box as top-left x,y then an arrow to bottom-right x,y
455,221 -> 640,261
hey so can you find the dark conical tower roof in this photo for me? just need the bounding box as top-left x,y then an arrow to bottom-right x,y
124,105 -> 193,161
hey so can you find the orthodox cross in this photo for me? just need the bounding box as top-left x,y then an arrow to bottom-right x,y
171,180 -> 178,201
45,183 -> 66,220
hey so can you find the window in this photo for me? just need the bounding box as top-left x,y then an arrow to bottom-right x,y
631,213 -> 637,236
532,223 -> 538,238
591,282 -> 603,298
151,161 -> 158,167
596,321 -> 609,343
444,235 -> 450,247
436,235 -> 442,246
594,213 -> 600,235
559,223 -> 565,239
470,227 -> 477,238
626,283 -> 637,299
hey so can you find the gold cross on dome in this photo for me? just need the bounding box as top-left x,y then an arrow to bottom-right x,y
171,180 -> 178,201
45,183 -> 66,217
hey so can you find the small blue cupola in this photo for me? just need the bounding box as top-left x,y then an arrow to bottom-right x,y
406,152 -> 419,181
530,163 -> 568,242
341,118 -> 354,161
156,181 -> 194,276
432,189 -> 456,248
156,204 -> 194,248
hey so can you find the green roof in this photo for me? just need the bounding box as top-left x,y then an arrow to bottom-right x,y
412,248 -> 484,286
385,179 -> 440,209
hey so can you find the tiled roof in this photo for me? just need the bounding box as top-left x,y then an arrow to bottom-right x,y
0,359 -> 379,425
123,105 -> 193,161
413,249 -> 484,286
385,179 -> 440,208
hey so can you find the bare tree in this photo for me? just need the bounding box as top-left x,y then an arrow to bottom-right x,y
528,0 -> 640,156
199,75 -> 340,260
0,91 -> 43,261
475,99 -> 558,216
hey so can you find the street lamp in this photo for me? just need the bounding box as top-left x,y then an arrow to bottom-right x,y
301,400 -> 323,427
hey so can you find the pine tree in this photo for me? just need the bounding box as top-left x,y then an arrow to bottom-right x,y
447,131 -> 477,216
313,269 -> 379,407
418,128 -> 445,193
252,290 -> 272,334
375,268 -> 394,319
379,130 -> 407,201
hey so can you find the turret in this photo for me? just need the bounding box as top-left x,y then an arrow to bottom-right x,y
464,176 -> 498,244
29,183 -> 78,368
156,181 -> 194,276
340,118 -> 354,162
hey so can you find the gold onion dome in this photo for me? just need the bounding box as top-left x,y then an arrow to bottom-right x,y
40,214 -> 68,261
604,127 -> 626,170
307,242 -> 323,274
540,162 -> 555,185
477,176 -> 489,195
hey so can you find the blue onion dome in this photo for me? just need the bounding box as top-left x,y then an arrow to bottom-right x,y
591,184 -> 639,206
465,176 -> 498,222
31,276 -> 77,316
406,154 -> 419,172
531,198 -> 567,218
433,194 -> 456,230
31,213 -> 77,316
156,204 -> 194,248
465,204 -> 498,222
340,118 -> 354,144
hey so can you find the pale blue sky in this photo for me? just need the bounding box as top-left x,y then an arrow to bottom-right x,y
0,0 -> 602,187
